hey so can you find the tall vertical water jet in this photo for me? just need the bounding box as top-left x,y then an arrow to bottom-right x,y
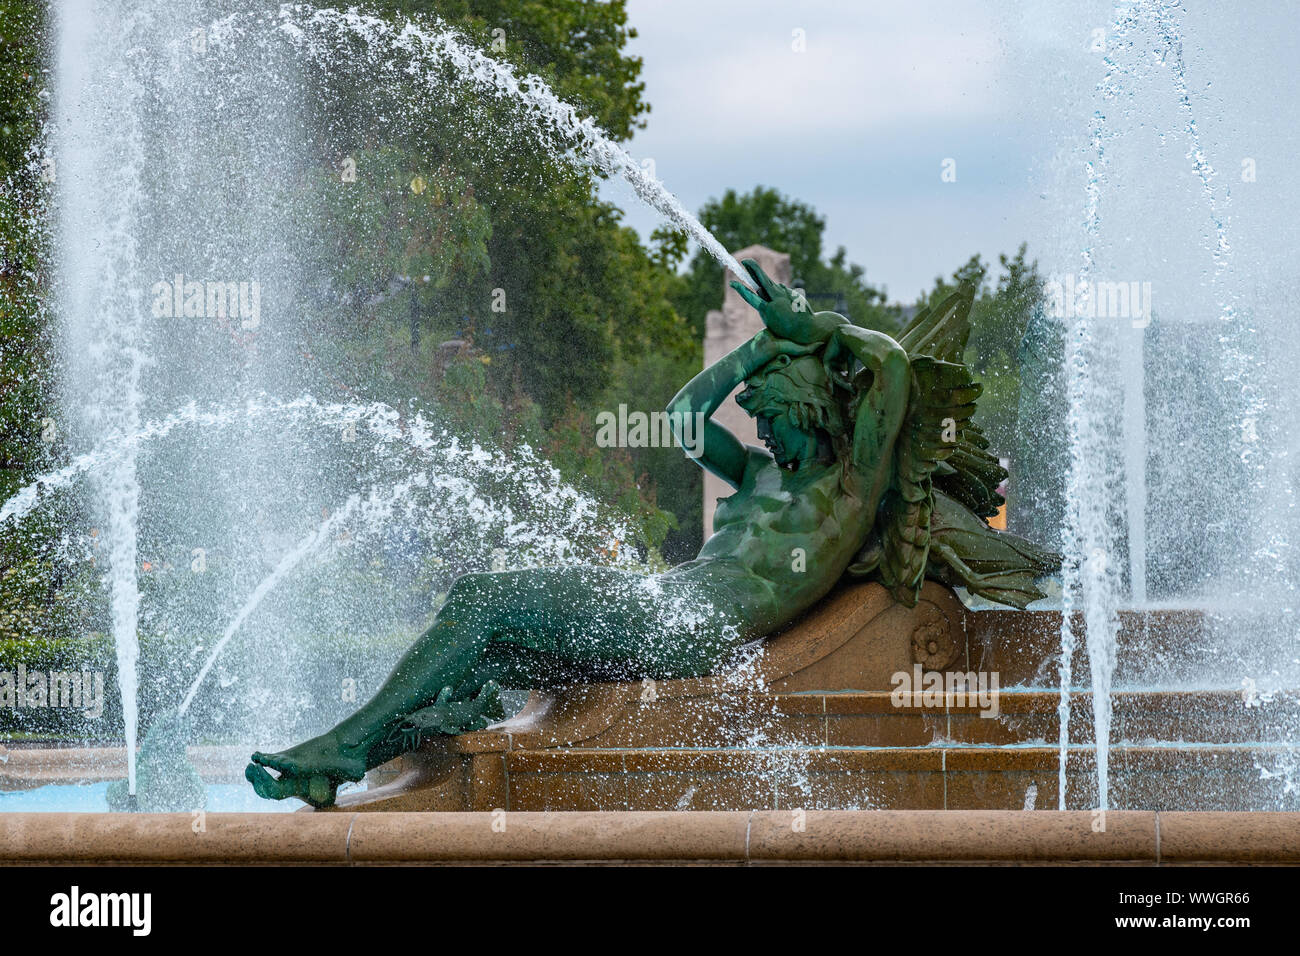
1056,0 -> 1287,809
1120,323 -> 1147,606
48,0 -> 320,796
1057,1 -> 1144,810
52,0 -> 155,794
1147,0 -> 1295,607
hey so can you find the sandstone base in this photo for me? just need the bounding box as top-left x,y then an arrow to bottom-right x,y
326,581 -> 1280,813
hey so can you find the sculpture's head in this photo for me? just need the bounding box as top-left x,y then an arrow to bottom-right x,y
737,353 -> 847,468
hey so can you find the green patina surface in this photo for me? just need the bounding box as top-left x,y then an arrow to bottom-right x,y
244,259 -> 1057,808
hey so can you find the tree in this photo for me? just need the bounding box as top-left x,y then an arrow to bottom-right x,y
372,0 -> 648,142
0,0 -> 83,641
0,0 -> 50,500
281,0 -> 696,555
673,186 -> 901,336
298,0 -> 660,414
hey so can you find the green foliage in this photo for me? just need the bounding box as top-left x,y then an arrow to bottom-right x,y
0,0 -> 43,177
0,0 -> 65,649
289,0 -> 655,412
282,0 -> 694,552
649,224 -> 689,272
373,0 -> 648,142
316,148 -> 492,303
605,344 -> 703,563
0,552 -> 105,643
0,0 -> 50,499
432,350 -> 677,559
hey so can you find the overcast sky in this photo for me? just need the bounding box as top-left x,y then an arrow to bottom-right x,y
603,1 -> 1300,310
602,0 -> 1035,301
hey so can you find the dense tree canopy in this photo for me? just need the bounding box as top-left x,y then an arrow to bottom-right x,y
0,0 -> 48,499
0,0 -> 69,641
257,0 -> 695,558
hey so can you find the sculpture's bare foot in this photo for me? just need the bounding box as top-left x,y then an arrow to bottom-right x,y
245,734 -> 366,808
390,682 -> 504,751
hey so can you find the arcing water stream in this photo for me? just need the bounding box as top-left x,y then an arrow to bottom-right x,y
214,4 -> 757,293
37,0 -> 757,796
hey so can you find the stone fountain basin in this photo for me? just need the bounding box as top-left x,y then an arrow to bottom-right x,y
321,581 -> 1300,813
0,744 -> 249,792
0,744 -> 303,813
3,580 -> 1295,814
0,810 -> 1299,865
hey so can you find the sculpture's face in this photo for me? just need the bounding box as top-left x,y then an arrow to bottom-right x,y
755,409 -> 815,467
738,354 -> 839,469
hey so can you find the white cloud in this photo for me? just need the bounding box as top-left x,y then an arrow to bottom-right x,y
615,0 -> 1022,296
629,1 -> 1005,145
613,0 -> 1300,302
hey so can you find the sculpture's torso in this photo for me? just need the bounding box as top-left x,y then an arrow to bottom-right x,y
683,451 -> 871,629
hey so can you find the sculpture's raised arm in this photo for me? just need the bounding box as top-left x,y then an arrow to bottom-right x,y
823,323 -> 910,502
666,295 -> 817,488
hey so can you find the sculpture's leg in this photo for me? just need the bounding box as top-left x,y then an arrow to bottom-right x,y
247,564 -> 759,806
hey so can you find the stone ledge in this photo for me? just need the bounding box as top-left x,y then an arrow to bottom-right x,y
0,811 -> 1297,865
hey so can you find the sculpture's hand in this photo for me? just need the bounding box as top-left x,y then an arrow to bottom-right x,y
730,258 -> 846,345
757,329 -> 822,359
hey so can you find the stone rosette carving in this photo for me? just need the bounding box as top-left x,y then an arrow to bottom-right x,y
910,602 -> 960,671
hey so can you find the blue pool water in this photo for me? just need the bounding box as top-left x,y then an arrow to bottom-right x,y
0,782 -> 302,812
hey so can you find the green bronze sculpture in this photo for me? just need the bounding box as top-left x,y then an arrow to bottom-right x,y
246,259 -> 1057,807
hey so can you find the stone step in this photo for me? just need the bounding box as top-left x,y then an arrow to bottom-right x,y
503,688 -> 1300,750
496,742 -> 1300,813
